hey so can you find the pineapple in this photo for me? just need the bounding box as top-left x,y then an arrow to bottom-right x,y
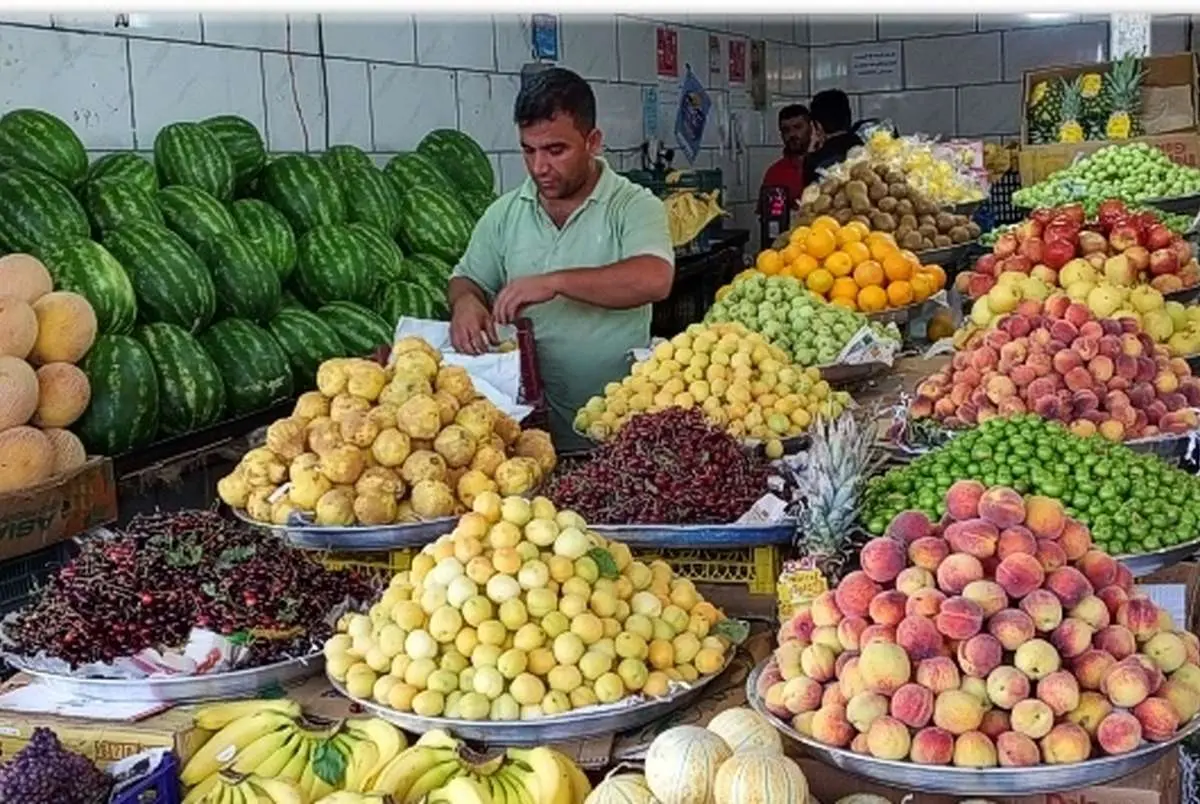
1104,54 -> 1146,140
1057,76 -> 1085,144
1026,79 -> 1062,144
1079,71 -> 1106,139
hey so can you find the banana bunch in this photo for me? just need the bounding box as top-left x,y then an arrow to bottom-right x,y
665,189 -> 724,247
369,730 -> 591,804
182,699 -> 406,803
186,772 -> 306,804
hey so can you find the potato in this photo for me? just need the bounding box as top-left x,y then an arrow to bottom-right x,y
356,466 -> 402,497
949,225 -> 972,244
354,492 -> 398,526
392,336 -> 441,364
934,234 -> 953,248
402,450 -> 448,484
432,390 -> 461,427
266,417 -> 309,461
347,361 -> 388,401
322,444 -> 366,485
411,480 -> 456,519
293,391 -> 330,421
393,350 -> 439,381
456,400 -> 497,442
494,415 -> 522,446
494,458 -> 537,495
307,417 -> 343,456
434,424 -> 477,468
331,393 -> 371,422
372,427 -> 412,468
397,394 -> 442,440
316,359 -> 351,397
340,410 -> 381,448
435,365 -> 476,405
246,487 -> 275,523
896,199 -> 915,217
456,469 -> 498,508
289,467 -> 331,510
315,488 -> 356,526
217,468 -> 251,509
470,445 -> 506,477
368,403 -> 398,430
513,430 -> 557,475
271,499 -> 300,526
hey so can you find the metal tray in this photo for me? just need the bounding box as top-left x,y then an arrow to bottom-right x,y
1116,537 -> 1200,578
1164,284 -> 1200,304
913,242 -> 976,268
231,508 -> 456,551
866,297 -> 944,326
589,522 -> 795,549
328,651 -> 731,745
1146,192 -> 1200,217
746,660 -> 1200,796
5,653 -> 324,703
820,361 -> 891,386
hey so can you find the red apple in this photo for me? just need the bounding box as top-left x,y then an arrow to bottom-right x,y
1172,239 -> 1193,266
1124,246 -> 1150,274
1150,248 -> 1180,276
1019,237 -> 1046,264
1005,255 -> 1033,274
1032,208 -> 1055,226
1098,199 -> 1128,230
1043,239 -> 1076,270
976,253 -> 999,277
1058,204 -> 1086,226
1016,220 -> 1044,243
1146,224 -> 1174,251
995,233 -> 1019,258
1109,224 -> 1143,251
1078,231 -> 1109,255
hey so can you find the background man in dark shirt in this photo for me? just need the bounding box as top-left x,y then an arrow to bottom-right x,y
759,104 -> 812,205
804,89 -> 863,185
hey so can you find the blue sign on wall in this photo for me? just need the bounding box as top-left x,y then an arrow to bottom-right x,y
532,14 -> 559,61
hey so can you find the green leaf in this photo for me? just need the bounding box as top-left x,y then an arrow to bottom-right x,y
588,548 -> 619,580
311,739 -> 348,786
713,618 -> 750,646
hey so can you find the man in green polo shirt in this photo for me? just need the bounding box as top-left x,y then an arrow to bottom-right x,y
449,67 -> 675,452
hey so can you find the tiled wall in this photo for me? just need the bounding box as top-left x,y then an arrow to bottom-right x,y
0,13 -> 1192,243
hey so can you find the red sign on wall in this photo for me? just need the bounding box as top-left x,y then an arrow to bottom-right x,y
656,26 -> 678,78
728,39 -> 747,85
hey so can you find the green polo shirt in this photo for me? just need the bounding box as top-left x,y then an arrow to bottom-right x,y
453,159 -> 674,452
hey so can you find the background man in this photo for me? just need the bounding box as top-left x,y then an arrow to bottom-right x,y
448,67 -> 674,452
758,103 -> 812,205
804,89 -> 864,185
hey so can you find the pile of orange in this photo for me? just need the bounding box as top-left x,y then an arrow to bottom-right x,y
754,216 -> 947,312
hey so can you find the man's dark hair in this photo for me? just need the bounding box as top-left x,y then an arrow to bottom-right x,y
810,90 -> 853,134
778,104 -> 809,126
514,67 -> 596,131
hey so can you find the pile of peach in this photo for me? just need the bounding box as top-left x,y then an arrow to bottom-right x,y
759,481 -> 1200,767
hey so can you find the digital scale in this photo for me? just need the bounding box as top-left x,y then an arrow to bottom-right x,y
759,185 -> 792,247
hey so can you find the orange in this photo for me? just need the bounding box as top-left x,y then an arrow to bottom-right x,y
756,249 -> 783,275
824,250 -> 854,277
830,296 -> 858,311
869,239 -> 899,263
882,253 -> 913,282
780,243 -> 805,264
831,277 -> 859,300
844,221 -> 871,241
788,225 -> 811,246
791,253 -> 819,280
923,264 -> 947,290
853,260 -> 884,288
804,227 -> 836,260
899,249 -> 923,270
857,285 -> 888,312
811,215 -> 840,233
887,280 -> 914,307
910,273 -> 935,301
806,268 -> 834,295
836,225 -> 863,246
842,241 -> 871,265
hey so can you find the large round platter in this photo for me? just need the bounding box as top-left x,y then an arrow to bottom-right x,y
588,522 -> 794,549
746,660 -> 1200,796
866,297 -> 943,326
1164,284 -> 1200,304
1145,192 -> 1200,217
913,241 -> 975,268
232,508 -> 456,551
820,361 -> 891,386
5,653 -> 324,703
329,651 -> 732,745
1124,430 -> 1195,463
1116,536 -> 1200,578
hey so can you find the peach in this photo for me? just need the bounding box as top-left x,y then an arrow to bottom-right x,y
886,510 -> 934,543
909,537 -> 951,572
1101,661 -> 1151,708
1069,595 -> 1111,630
1114,564 -> 1134,592
757,661 -> 785,699
1058,518 -> 1092,561
812,626 -> 843,655
989,609 -> 1037,651
1020,589 -> 1064,633
958,634 -> 1003,678
782,676 -> 824,714
933,689 -> 986,735
896,616 -> 944,663
1127,654 -> 1165,694
945,519 -> 1000,559
866,716 -> 912,761
978,486 -> 1026,528
896,566 -> 935,596
792,711 -> 816,737
775,642 -> 806,682
810,705 -> 855,747
859,642 -> 912,695
961,676 -> 989,705
1144,632 -> 1188,673
935,596 -> 984,641
979,708 -> 1011,740
996,731 -> 1041,767
1050,617 -> 1095,659
1077,550 -> 1118,590
859,624 -> 896,648
1045,567 -> 1094,609
764,682 -> 790,718
1096,711 -> 1143,755
916,657 -> 961,694
835,651 -> 857,676
810,590 -> 843,628
962,580 -> 1008,618
997,525 -> 1037,559
800,644 -> 837,683
1094,625 -> 1137,660
1173,664 -> 1200,695
910,726 -> 955,765
1011,698 -> 1055,739
995,553 -> 1045,599
1034,539 -> 1067,573
834,571 -> 881,618
906,588 -> 946,619
1072,649 -> 1117,691
891,683 -> 935,728
1179,631 -> 1200,665
1066,690 -> 1113,735
838,657 -> 865,700
822,683 -> 849,709
837,616 -> 870,653
1023,495 -> 1066,539
846,690 -> 890,733
986,666 -> 1031,709
952,731 -> 998,768
1014,638 -> 1062,680
936,553 -> 984,595
1040,723 -> 1092,764
1133,696 -> 1180,742
860,537 -> 907,584
946,480 -> 986,520
1159,678 -> 1200,722
849,733 -> 870,754
785,608 -> 816,645
1036,670 -> 1081,716
868,590 -> 909,627
1116,597 -> 1161,642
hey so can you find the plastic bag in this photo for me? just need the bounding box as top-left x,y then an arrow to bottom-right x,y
674,65 -> 711,165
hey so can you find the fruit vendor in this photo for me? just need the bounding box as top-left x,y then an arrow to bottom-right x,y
757,103 -> 812,209
804,89 -> 864,185
448,67 -> 674,452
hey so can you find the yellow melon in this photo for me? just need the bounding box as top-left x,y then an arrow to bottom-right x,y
706,707 -> 783,755
28,291 -> 98,365
714,750 -> 809,804
0,356 -> 38,431
0,254 -> 52,303
0,425 -> 55,492
645,725 -> 732,804
32,363 -> 91,428
0,295 -> 38,359
43,428 -> 87,474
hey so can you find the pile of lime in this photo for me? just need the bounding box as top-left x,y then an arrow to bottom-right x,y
863,414 -> 1200,556
1013,142 -> 1200,212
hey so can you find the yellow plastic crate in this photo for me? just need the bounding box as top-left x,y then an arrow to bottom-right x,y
632,545 -> 781,595
318,549 -> 413,576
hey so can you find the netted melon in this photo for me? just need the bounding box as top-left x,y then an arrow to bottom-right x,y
0,425 -> 55,492
43,428 -> 87,474
32,363 -> 91,427
0,295 -> 37,359
0,254 -> 52,303
28,291 -> 98,365
0,355 -> 38,430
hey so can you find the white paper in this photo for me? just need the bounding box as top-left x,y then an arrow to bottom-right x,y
736,493 -> 791,524
1136,584 -> 1187,630
391,318 -> 534,422
0,682 -> 168,720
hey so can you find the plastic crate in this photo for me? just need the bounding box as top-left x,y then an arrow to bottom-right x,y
319,549 -> 414,576
652,235 -> 748,338
631,545 -> 781,595
0,540 -> 76,615
981,169 -> 1024,228
108,749 -> 179,804
622,168 -> 723,198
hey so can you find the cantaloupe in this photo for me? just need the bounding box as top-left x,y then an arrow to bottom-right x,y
713,750 -> 809,804
43,428 -> 86,474
707,708 -> 783,755
0,295 -> 37,359
645,725 -> 733,804
584,774 -> 657,804
0,253 -> 52,303
28,291 -> 98,365
32,362 -> 91,428
0,355 -> 38,430
0,425 -> 55,492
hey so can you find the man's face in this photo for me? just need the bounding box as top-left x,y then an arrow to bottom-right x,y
780,115 -> 811,155
520,112 -> 601,200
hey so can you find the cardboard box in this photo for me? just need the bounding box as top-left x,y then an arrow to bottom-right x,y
0,457 -> 117,562
1017,130 -> 1200,186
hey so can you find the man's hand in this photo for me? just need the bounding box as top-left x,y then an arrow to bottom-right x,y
449,294 -> 498,355
493,275 -> 560,325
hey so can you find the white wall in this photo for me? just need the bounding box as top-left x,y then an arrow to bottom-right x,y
0,13 -> 1192,238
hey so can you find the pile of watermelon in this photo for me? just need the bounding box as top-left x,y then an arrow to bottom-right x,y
0,108 -> 496,456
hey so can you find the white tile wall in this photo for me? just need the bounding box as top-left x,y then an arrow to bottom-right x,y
956,83 -> 1022,137
321,15 -> 414,64
369,64 -> 457,151
202,13 -> 319,53
904,33 -> 1001,89
262,52 -> 325,152
326,58 -> 373,149
1002,22 -> 1108,81
457,72 -> 521,152
415,17 -> 494,71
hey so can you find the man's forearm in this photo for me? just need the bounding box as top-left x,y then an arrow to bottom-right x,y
449,276 -> 488,310
548,256 -> 674,310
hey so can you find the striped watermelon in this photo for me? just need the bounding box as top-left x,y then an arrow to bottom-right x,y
0,109 -> 88,187
134,322 -> 227,435
199,318 -> 294,415
322,144 -> 374,178
318,301 -> 393,357
341,165 -> 403,236
346,222 -> 405,289
404,252 -> 454,300
268,307 -> 349,390
154,122 -> 236,201
383,152 -> 453,195
196,233 -> 282,323
417,128 -> 494,195
279,289 -> 305,310
75,334 -> 160,454
293,225 -> 371,307
36,237 -> 137,335
396,184 -> 472,263
87,152 -> 158,196
156,185 -> 237,249
378,281 -> 442,326
462,189 -> 497,220
199,115 -> 266,193
102,221 -> 217,333
0,167 -> 90,253
259,154 -> 346,233
230,198 -> 297,281
81,177 -> 164,235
